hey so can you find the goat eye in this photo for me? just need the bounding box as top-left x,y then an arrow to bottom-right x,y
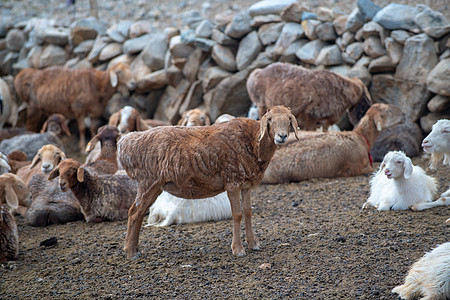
396,161 -> 402,164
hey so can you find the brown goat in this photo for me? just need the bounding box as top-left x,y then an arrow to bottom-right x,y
177,108 -> 211,126
247,62 -> 372,131
262,104 -> 405,184
0,173 -> 31,219
118,106 -> 299,258
48,159 -> 137,223
14,62 -> 136,151
108,105 -> 150,134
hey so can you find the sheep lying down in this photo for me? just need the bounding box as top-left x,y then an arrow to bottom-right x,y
146,191 -> 231,227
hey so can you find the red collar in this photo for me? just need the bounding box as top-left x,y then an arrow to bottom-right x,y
361,134 -> 373,167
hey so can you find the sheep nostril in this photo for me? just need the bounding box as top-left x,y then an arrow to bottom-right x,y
279,134 -> 287,140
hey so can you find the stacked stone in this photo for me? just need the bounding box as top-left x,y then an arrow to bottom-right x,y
0,0 -> 449,131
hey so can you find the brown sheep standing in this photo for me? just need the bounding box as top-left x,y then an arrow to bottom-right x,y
14,63 -> 136,151
247,62 -> 372,130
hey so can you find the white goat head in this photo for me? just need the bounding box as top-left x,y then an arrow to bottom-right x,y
259,106 -> 299,145
379,151 -> 413,179
422,119 -> 450,168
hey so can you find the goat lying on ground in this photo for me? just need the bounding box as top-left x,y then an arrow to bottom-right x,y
48,159 -> 137,223
0,173 -> 31,218
362,151 -> 437,211
411,119 -> 450,211
247,62 -> 372,130
262,103 -> 403,184
118,106 -> 299,258
392,242 -> 450,300
14,62 -> 136,151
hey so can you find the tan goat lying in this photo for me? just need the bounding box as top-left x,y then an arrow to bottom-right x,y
14,63 -> 136,151
177,108 -> 211,126
247,62 -> 372,130
262,104 -> 404,183
118,106 -> 299,258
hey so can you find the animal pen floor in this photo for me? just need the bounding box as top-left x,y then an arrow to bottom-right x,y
1,148 -> 449,299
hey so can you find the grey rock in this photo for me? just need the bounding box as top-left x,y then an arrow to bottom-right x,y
6,29 -> 25,51
180,10 -> 203,29
183,48 -> 205,83
136,69 -> 167,93
327,65 -> 351,77
361,21 -> 386,42
390,30 -> 411,45
363,36 -> 386,58
42,27 -> 69,46
116,20 -> 134,38
26,45 -> 43,68
357,0 -> 381,22
180,29 -> 196,45
195,20 -> 215,38
346,42 -> 364,61
129,20 -> 153,39
279,39 -> 308,63
427,94 -> 450,113
87,35 -> 108,63
237,31 -> 262,70
333,15 -> 348,36
39,44 -> 67,68
395,33 -> 438,85
224,11 -> 253,39
154,79 -> 191,124
348,65 -> 372,86
342,52 -> 356,64
426,58 -> 450,96
274,22 -> 305,55
251,15 -> 282,27
370,74 -> 431,121
202,66 -> 232,92
1,52 -> 18,75
341,32 -> 355,47
373,3 -> 419,31
99,43 -> 122,61
302,19 -> 321,40
440,49 -> 450,60
141,32 -> 168,71
169,35 -> 195,58
211,44 -> 236,72
301,12 -> 318,21
280,2 -> 306,22
248,0 -> 297,17
384,37 -> 403,64
345,8 -> 364,33
296,39 -> 328,64
315,44 -> 343,66
414,5 -> 450,39
122,33 -> 150,55
421,111 -> 450,133
106,24 -> 126,43
211,29 -> 238,46
317,7 -> 336,22
354,55 -> 372,68
316,22 -> 337,42
70,17 -> 108,46
258,22 -> 284,46
193,38 -> 216,52
368,55 -> 395,73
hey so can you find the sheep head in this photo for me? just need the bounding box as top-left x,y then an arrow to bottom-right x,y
108,62 -> 136,91
364,103 -> 404,132
48,159 -> 84,192
422,119 -> 450,168
178,109 -> 211,127
0,173 -> 31,209
259,106 -> 299,145
379,151 -> 413,179
85,125 -> 120,152
40,113 -> 71,137
30,144 -> 66,174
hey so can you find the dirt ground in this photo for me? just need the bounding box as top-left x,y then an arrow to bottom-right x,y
1,142 -> 449,299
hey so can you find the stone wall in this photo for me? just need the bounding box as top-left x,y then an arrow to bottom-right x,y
0,0 -> 449,131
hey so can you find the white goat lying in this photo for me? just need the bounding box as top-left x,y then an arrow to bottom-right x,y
392,242 -> 450,300
145,191 -> 231,227
414,119 -> 450,211
363,151 -> 437,211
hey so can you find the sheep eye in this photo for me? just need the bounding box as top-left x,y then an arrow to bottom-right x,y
396,161 -> 402,164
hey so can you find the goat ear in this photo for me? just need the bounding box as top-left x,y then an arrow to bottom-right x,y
4,185 -> 19,210
403,157 -> 413,179
61,120 -> 71,137
108,112 -> 120,127
204,115 -> 211,126
289,114 -> 299,140
48,167 -> 60,181
374,113 -> 383,131
378,159 -> 386,175
178,112 -> 188,126
56,151 -> 66,164
40,119 -> 49,133
77,166 -> 85,183
85,135 -> 99,152
110,70 -> 118,88
30,154 -> 41,169
259,113 -> 269,141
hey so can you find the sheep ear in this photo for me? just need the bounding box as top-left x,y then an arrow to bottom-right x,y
378,159 -> 386,175
0,156 -> 11,171
48,167 -> 60,181
108,112 -> 120,126
30,154 -> 41,169
403,157 -> 413,179
85,135 -> 99,152
374,114 -> 382,131
289,114 -> 299,140
61,120 -> 71,137
77,166 -> 85,183
178,112 -> 188,126
56,151 -> 66,165
4,185 -> 19,210
40,119 -> 49,133
204,115 -> 211,126
259,113 -> 268,141
110,70 -> 118,88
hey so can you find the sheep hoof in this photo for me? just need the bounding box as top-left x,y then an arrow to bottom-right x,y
232,247 -> 246,257
251,245 -> 261,251
409,205 -> 418,211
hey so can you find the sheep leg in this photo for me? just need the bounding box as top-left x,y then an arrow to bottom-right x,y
75,115 -> 87,152
242,188 -> 260,251
124,182 -> 162,259
410,196 -> 450,211
227,190 -> 245,256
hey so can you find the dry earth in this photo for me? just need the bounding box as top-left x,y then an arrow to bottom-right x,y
1,1 -> 450,299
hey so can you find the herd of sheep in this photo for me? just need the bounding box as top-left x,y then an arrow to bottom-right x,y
0,60 -> 449,299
